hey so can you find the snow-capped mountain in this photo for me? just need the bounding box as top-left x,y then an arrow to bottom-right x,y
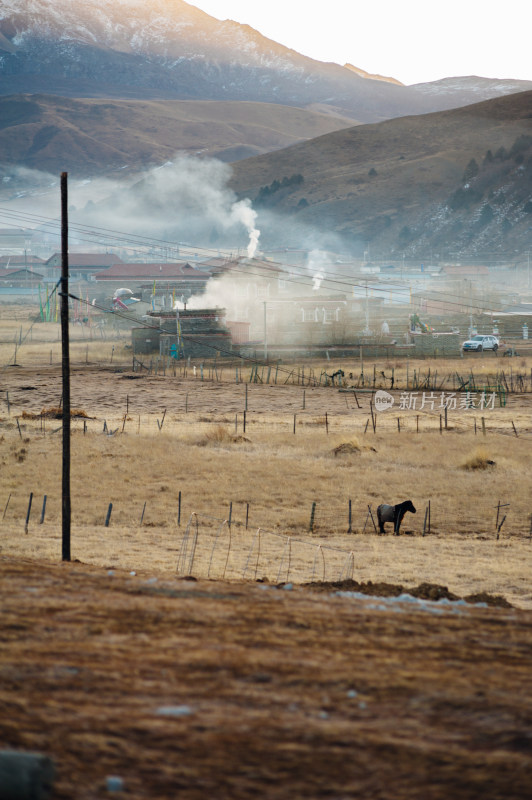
411,76 -> 532,109
0,0 -> 420,121
1,0 -> 529,123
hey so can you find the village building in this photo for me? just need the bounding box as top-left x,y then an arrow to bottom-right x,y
93,261 -> 211,305
0,267 -> 44,301
0,268 -> 44,286
44,253 -> 123,282
132,308 -> 232,359
0,228 -> 34,254
0,255 -> 45,269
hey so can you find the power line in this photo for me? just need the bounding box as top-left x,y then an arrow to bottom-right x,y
0,206 -> 528,316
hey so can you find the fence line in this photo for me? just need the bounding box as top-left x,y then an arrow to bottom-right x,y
175,512 -> 393,584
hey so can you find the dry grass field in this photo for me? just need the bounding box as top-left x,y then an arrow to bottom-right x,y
2,307 -> 532,799
1,308 -> 532,607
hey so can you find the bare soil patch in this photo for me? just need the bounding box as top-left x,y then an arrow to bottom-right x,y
1,555 -> 531,800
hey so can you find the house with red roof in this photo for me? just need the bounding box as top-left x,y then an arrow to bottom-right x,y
44,253 -> 123,281
0,267 -> 44,285
93,261 -> 212,305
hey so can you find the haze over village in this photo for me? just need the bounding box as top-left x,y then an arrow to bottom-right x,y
1,2 -> 532,799
1,0 -> 531,355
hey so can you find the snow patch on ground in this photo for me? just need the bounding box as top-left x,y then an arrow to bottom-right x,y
336,590 -> 487,615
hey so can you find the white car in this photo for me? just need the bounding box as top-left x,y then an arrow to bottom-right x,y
462,334 -> 499,352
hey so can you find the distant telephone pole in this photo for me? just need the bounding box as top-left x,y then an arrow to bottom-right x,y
61,172 -> 71,561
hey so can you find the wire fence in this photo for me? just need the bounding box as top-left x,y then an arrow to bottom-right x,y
176,513 -> 361,584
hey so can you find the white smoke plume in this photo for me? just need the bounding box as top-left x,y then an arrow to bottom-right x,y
307,249 -> 329,291
229,198 -> 260,258
0,157 -> 260,256
312,271 -> 324,290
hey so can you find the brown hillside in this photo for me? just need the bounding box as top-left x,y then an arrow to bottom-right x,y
228,91 -> 532,255
0,94 -> 354,174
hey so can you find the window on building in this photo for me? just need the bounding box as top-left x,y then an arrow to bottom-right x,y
255,283 -> 270,298
323,308 -> 339,323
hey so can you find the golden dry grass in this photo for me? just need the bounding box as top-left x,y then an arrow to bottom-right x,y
2,306 -> 532,608
460,445 -> 496,470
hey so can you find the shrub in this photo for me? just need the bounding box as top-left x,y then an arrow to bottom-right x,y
478,204 -> 494,225
462,158 -> 479,182
460,447 -> 496,470
449,186 -> 482,210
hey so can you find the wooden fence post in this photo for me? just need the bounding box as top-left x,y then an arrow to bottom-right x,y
39,495 -> 47,525
348,499 -> 352,534
367,504 -> 378,534
105,503 -> 113,527
3,493 -> 12,520
25,492 -> 33,533
309,501 -> 317,532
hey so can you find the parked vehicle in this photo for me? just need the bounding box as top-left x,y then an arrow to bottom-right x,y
461,334 -> 499,352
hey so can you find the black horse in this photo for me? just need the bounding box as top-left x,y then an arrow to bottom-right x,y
377,500 -> 416,535
326,369 -> 345,386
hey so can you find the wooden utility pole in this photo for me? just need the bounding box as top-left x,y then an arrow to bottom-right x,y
61,172 -> 71,561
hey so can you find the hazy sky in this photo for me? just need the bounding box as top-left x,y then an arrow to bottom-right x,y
192,0 -> 532,86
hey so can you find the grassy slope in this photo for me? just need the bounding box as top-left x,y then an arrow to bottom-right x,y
228,91 -> 532,246
0,94 -> 355,174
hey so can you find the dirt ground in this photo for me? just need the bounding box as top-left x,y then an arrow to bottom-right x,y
1,555 -> 531,800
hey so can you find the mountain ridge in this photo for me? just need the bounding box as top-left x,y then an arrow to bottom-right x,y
0,93 -> 356,174
1,0 -> 530,123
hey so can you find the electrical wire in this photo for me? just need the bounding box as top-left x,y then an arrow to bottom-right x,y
0,205 -> 529,316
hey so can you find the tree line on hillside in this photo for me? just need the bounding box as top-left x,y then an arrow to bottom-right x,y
449,134 -> 532,214
255,174 -> 305,208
